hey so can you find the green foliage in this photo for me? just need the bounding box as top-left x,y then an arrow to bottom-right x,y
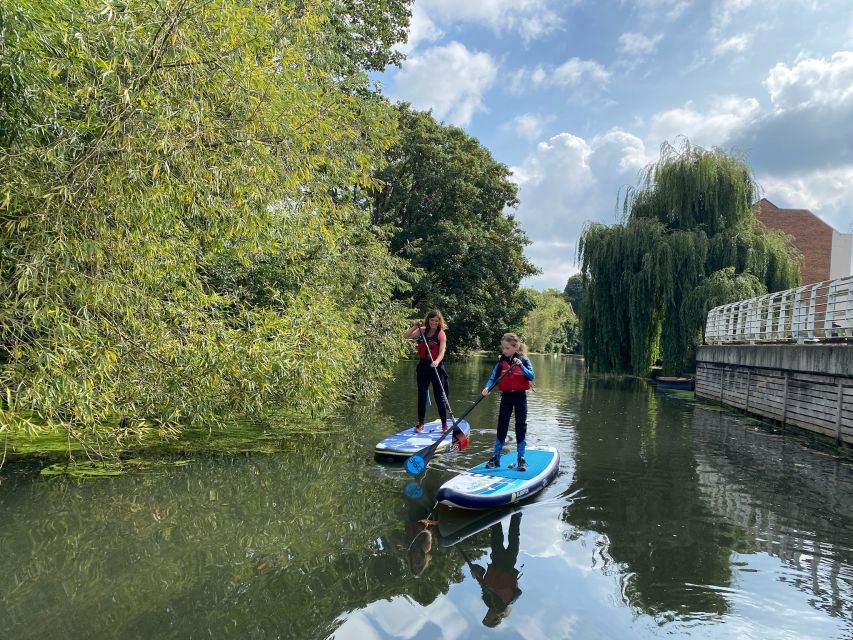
523,288 -> 579,354
0,0 -> 410,444
372,105 -> 539,352
579,140 -> 801,375
563,273 -> 583,317
325,0 -> 412,72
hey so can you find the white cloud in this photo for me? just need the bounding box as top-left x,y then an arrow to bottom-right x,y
590,129 -> 651,175
764,50 -> 853,111
398,4 -> 444,55
713,0 -> 753,28
618,32 -> 664,56
391,42 -> 498,126
712,33 -> 752,56
530,66 -> 548,87
554,58 -> 611,85
758,166 -> 853,232
511,129 -> 651,288
510,58 -> 610,94
509,49 -> 853,289
416,0 -> 563,41
630,0 -> 692,21
502,113 -> 555,140
648,96 -> 762,148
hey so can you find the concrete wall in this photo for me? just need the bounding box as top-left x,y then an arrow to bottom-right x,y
696,344 -> 853,445
830,230 -> 853,280
698,345 -> 853,376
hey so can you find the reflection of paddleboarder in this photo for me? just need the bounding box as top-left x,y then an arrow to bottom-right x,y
404,517 -> 435,576
467,512 -> 523,627
388,498 -> 437,577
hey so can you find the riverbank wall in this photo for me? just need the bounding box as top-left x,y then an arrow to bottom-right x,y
696,344 -> 853,445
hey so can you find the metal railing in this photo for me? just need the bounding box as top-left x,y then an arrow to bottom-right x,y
705,275 -> 853,344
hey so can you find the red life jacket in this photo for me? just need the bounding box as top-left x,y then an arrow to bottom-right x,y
483,565 -> 521,606
497,358 -> 531,392
417,329 -> 443,361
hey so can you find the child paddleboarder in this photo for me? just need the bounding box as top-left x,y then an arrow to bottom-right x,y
481,333 -> 534,472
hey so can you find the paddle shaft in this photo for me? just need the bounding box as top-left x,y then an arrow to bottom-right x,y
412,360 -> 520,467
456,545 -> 481,578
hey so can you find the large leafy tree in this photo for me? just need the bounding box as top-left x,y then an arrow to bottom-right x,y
0,0 -> 411,443
579,140 -> 800,375
372,105 -> 539,351
325,0 -> 412,72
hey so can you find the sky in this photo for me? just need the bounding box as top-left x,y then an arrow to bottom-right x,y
376,0 -> 853,289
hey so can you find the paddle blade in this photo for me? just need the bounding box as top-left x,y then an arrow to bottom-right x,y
403,481 -> 425,501
453,433 -> 468,451
405,454 -> 427,476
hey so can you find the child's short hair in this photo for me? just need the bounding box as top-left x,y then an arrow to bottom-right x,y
501,333 -> 528,355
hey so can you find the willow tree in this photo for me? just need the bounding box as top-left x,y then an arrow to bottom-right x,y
579,141 -> 800,375
0,0 -> 411,445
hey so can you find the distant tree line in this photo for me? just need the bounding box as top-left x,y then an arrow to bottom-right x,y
520,289 -> 580,355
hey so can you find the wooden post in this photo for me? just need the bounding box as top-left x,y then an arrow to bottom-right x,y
782,371 -> 789,425
745,368 -> 751,413
837,382 -> 844,444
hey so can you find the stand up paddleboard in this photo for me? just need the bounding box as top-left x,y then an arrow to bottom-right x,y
436,446 -> 559,510
374,419 -> 471,463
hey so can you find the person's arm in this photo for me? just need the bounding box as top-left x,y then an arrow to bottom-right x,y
404,321 -> 422,340
432,330 -> 446,366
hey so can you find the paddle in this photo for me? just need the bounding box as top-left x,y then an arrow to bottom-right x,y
456,545 -> 483,581
404,360 -> 519,477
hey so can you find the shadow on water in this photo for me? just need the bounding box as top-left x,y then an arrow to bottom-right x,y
1,355 -> 852,639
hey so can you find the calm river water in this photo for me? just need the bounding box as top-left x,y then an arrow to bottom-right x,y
2,354 -> 853,639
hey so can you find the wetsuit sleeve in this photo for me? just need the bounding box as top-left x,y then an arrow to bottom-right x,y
519,356 -> 534,381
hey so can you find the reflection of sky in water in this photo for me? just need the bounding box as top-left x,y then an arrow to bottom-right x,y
340,533 -> 850,639
343,357 -> 853,639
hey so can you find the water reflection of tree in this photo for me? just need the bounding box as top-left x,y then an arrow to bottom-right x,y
0,442 -> 467,640
691,405 -> 853,628
561,377 -> 739,619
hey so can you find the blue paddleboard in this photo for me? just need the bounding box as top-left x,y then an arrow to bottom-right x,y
374,419 -> 471,463
436,447 -> 559,510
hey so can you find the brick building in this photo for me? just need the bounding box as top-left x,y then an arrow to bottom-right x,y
755,198 -> 853,285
